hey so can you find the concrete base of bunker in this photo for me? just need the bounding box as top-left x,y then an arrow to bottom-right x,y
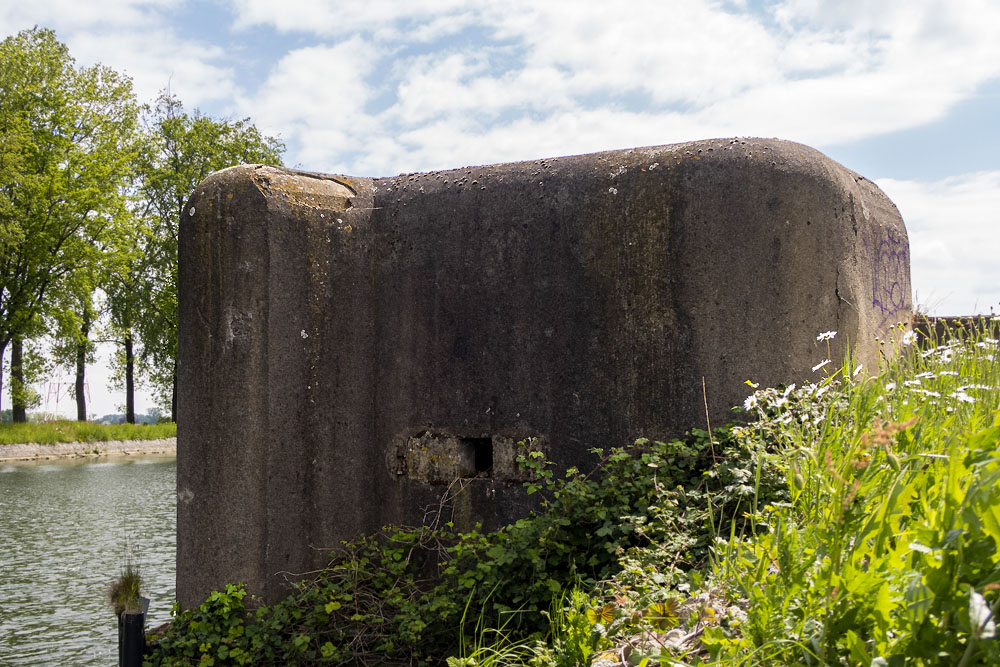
176,137 -> 912,608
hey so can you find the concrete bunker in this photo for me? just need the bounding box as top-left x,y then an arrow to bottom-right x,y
177,138 -> 912,607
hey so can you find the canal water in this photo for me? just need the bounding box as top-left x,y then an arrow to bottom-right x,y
0,456 -> 176,665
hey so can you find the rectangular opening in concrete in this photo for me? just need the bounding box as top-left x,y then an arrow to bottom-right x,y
461,437 -> 493,474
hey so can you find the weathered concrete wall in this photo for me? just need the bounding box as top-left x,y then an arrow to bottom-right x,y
176,138 -> 911,608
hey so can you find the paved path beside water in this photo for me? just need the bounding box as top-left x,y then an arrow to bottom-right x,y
0,438 -> 176,462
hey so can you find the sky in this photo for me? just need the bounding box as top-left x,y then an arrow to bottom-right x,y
2,0 -> 999,417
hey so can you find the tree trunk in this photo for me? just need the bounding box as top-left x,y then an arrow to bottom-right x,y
170,358 -> 177,423
75,319 -> 90,422
125,334 -> 135,424
0,341 -> 4,420
12,337 -> 27,423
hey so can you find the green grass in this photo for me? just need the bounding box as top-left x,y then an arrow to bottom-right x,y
694,318 -> 1000,665
0,420 -> 176,445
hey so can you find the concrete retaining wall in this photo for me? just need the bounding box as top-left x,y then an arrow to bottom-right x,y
176,137 -> 912,607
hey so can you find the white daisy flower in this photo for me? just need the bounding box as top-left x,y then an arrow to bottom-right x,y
952,391 -> 976,404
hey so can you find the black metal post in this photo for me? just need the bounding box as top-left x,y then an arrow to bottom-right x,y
118,596 -> 149,667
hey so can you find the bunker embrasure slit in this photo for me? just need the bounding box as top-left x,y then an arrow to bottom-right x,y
462,437 -> 493,474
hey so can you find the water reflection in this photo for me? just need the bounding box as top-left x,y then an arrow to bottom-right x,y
0,456 -> 176,665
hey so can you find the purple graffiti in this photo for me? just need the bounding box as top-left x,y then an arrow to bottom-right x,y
863,228 -> 910,325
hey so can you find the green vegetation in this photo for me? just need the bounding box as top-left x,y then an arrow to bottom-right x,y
0,26 -> 138,422
0,419 -> 175,445
0,26 -> 283,423
110,560 -> 145,617
142,319 -> 999,666
125,93 -> 284,419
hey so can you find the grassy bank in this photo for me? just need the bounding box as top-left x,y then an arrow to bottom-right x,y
0,420 -> 176,445
143,318 -> 999,666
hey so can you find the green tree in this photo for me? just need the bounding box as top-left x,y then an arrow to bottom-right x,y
0,27 -> 138,421
51,190 -> 146,422
134,93 -> 284,420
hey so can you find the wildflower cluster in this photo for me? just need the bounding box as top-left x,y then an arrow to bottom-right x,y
737,379 -> 845,446
696,318 -> 1000,665
884,330 -> 999,418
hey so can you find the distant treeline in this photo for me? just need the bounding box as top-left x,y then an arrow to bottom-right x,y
1,409 -> 167,425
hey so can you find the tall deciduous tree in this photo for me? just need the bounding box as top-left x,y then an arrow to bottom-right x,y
0,27 -> 138,420
134,93 -> 284,420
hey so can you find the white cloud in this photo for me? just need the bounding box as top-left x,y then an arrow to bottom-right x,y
220,0 -> 1000,177
482,2 -> 781,106
229,0 -> 470,37
386,108 -> 715,176
1,1 -> 240,110
71,30 -> 239,108
0,0 -> 182,33
10,1 -> 1000,178
877,172 -> 1000,315
388,51 -> 576,127
236,38 -> 382,172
